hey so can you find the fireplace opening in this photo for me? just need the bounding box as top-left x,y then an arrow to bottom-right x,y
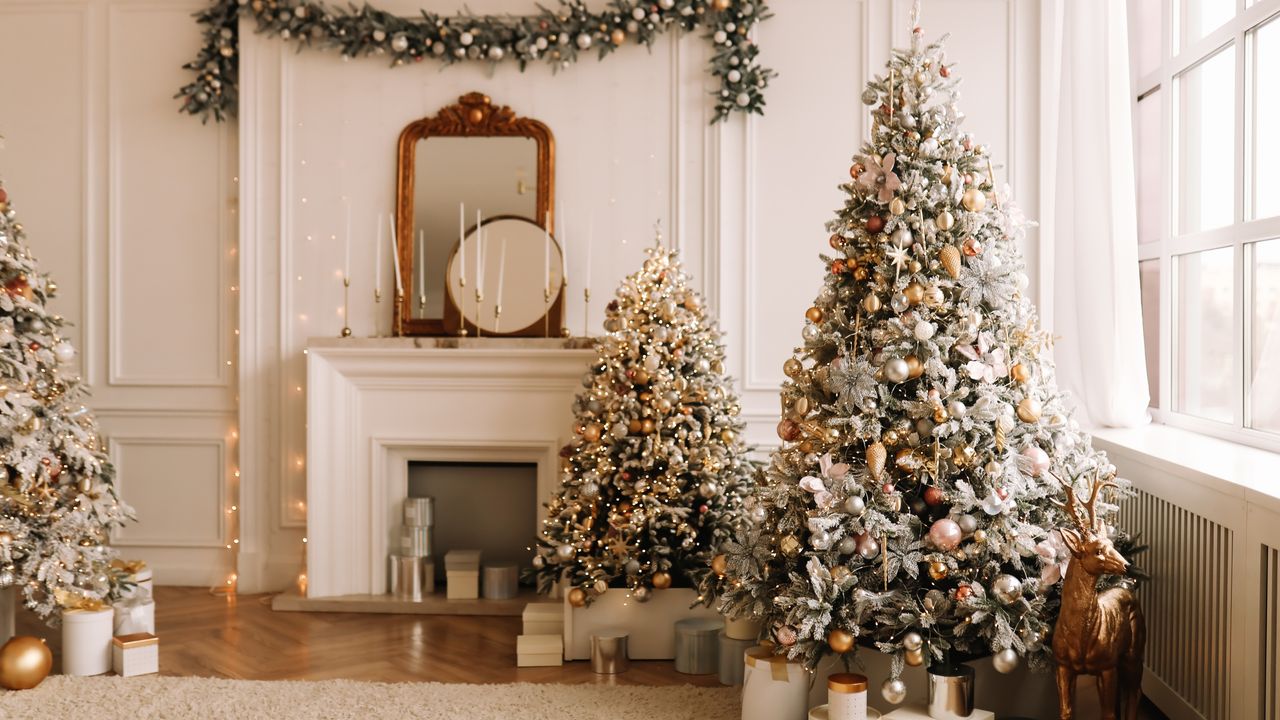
406,461 -> 538,581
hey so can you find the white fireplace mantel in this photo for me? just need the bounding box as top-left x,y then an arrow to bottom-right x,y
305,338 -> 594,598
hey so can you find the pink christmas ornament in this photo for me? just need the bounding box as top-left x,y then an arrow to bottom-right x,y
929,518 -> 963,550
1021,445 -> 1050,477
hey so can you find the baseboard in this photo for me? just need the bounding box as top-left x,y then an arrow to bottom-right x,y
235,550 -> 303,594
1142,668 -> 1203,720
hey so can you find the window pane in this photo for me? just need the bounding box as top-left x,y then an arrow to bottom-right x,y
1253,15 -> 1280,219
1175,247 -> 1235,423
1177,47 -> 1236,234
1130,0 -> 1165,78
1140,260 -> 1162,407
1251,239 -> 1280,434
1181,0 -> 1234,46
1136,91 -> 1165,244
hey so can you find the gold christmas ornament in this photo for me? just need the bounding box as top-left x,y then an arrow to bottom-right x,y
904,282 -> 924,306
568,587 -> 588,607
939,245 -> 962,279
936,209 -> 955,231
889,197 -> 906,216
894,448 -> 916,471
610,28 -> 626,45
805,306 -> 825,324
829,233 -> 845,250
0,636 -> 51,690
711,0 -> 731,10
651,571 -> 672,589
583,424 -> 603,443
828,628 -> 855,653
928,561 -> 948,581
711,553 -> 728,577
866,442 -> 887,481
862,294 -> 882,313
1016,397 -> 1043,423
972,529 -> 987,543
783,358 -> 804,378
962,187 -> 986,213
640,418 -> 657,434
904,646 -> 926,666
779,534 -> 802,557
905,355 -> 923,379
1010,362 -> 1032,383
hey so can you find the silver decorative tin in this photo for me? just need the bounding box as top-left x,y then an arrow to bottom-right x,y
388,554 -> 433,601
482,564 -> 519,600
590,630 -> 629,674
674,617 -> 724,674
927,664 -> 975,719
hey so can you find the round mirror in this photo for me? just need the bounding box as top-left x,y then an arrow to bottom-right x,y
446,216 -> 565,335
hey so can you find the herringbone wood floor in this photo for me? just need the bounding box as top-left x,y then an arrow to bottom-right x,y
15,587 -> 722,685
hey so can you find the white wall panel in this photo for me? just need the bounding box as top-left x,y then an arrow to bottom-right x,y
107,3 -> 229,386
0,0 -> 237,586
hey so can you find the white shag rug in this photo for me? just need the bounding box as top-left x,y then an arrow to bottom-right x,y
0,676 -> 741,719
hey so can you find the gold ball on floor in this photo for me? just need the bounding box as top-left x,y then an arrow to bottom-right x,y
828,628 -> 855,653
568,588 -> 588,608
0,636 -> 52,690
711,554 -> 728,577
651,571 -> 672,589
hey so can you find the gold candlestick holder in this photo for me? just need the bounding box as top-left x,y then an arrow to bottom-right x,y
340,277 -> 352,338
373,288 -> 382,338
474,287 -> 484,338
457,276 -> 469,336
395,289 -> 404,335
494,303 -> 503,335
582,287 -> 591,339
543,287 -> 552,338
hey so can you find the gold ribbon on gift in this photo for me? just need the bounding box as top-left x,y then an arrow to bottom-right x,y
745,645 -> 793,682
110,559 -> 148,575
54,588 -> 108,612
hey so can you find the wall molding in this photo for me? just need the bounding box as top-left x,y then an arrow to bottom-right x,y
108,435 -> 228,549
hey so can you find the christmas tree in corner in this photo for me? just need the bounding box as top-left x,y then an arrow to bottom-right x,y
717,13 -> 1140,699
0,178 -> 133,619
530,233 -> 758,607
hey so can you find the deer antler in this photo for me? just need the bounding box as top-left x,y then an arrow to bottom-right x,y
1050,472 -> 1092,534
1082,469 -> 1119,532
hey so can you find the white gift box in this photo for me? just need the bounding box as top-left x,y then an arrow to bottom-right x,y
564,587 -> 718,660
741,646 -> 809,720
114,561 -> 153,596
516,634 -> 563,667
62,607 -> 114,676
112,633 -> 159,677
881,705 -> 993,720
445,550 -> 482,599
809,706 -> 882,720
113,599 -> 156,636
522,602 -> 563,636
446,570 -> 480,600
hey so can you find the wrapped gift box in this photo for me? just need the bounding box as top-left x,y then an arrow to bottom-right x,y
62,607 -> 114,676
881,705 -> 993,720
741,645 -> 809,720
445,550 -> 482,600
112,633 -> 159,677
113,598 -> 155,636
112,560 -> 152,596
564,587 -> 718,660
516,634 -> 563,667
522,602 -> 563,636
724,615 -> 762,641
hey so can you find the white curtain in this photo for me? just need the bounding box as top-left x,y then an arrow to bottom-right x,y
1042,0 -> 1150,428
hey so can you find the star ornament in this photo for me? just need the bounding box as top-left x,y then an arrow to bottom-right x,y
886,244 -> 911,277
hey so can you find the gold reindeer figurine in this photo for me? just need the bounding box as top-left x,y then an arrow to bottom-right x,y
1051,471 -> 1146,720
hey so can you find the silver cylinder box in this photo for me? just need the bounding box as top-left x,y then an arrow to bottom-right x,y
590,630 -> 630,674
481,564 -> 519,600
927,664 -> 975,720
674,617 -> 724,674
717,631 -> 755,685
403,496 -> 434,527
388,554 -> 432,601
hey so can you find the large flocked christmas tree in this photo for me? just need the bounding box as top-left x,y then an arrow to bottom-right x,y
0,178 -> 133,618
717,16 -> 1136,699
531,234 -> 757,606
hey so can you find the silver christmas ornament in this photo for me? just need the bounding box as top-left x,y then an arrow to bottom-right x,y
883,358 -> 910,384
633,586 -> 652,602
991,574 -> 1023,604
843,495 -> 866,516
810,530 -> 832,550
957,514 -> 977,534
902,631 -> 924,651
992,648 -> 1019,674
556,544 -> 576,561
838,536 -> 859,555
881,678 -> 908,704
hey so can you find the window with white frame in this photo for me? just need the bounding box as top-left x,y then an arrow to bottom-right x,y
1129,0 -> 1280,451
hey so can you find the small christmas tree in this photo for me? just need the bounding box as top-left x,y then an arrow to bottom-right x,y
717,16 -> 1136,696
531,234 -> 758,606
0,179 -> 133,618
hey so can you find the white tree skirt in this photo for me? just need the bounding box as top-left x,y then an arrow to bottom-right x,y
0,676 -> 741,720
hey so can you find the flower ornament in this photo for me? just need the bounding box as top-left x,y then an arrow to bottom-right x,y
1035,530 -> 1071,585
858,153 -> 902,203
956,332 -> 1008,383
800,453 -> 849,509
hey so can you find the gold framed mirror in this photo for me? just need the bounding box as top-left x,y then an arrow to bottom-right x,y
393,93 -> 559,336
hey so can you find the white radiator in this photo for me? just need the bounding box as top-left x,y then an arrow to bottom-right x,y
1096,433 -> 1280,720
